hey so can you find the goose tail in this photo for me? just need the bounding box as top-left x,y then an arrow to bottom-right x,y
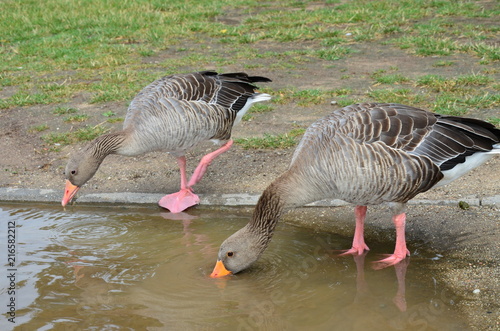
436,123 -> 500,187
490,143 -> 500,153
217,72 -> 272,83
250,92 -> 272,103
233,93 -> 272,126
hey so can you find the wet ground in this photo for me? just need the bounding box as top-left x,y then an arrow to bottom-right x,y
0,203 -> 491,330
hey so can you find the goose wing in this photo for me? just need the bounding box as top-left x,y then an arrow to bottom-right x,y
123,71 -> 271,144
126,71 -> 270,119
337,103 -> 500,171
290,103 -> 499,204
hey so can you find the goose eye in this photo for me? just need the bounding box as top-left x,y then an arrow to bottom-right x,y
227,251 -> 234,257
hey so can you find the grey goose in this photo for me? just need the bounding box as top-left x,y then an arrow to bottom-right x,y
62,71 -> 271,212
211,102 -> 500,277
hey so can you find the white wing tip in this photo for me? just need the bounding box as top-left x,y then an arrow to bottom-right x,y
251,93 -> 272,102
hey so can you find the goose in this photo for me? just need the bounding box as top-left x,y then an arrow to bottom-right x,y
62,71 -> 271,213
211,103 -> 500,277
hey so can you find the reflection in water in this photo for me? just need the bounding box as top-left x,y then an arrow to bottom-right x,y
0,204 -> 468,330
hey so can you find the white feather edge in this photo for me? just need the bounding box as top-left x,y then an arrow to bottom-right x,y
436,144 -> 499,187
233,93 -> 272,126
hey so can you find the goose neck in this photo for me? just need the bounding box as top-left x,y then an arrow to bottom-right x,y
89,131 -> 127,161
248,181 -> 287,239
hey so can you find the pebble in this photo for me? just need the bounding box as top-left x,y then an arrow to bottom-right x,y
473,289 -> 480,294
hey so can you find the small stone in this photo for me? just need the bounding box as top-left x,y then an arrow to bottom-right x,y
458,201 -> 470,210
473,289 -> 480,294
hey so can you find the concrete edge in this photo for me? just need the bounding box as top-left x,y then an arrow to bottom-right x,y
0,188 -> 499,208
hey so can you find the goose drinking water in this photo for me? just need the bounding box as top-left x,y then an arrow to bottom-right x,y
62,71 -> 271,213
211,103 -> 500,277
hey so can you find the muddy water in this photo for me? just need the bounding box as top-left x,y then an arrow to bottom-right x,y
0,203 -> 469,330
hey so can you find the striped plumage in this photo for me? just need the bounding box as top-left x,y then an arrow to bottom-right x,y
211,103 -> 500,277
287,103 -> 499,205
62,71 -> 271,212
121,71 -> 269,155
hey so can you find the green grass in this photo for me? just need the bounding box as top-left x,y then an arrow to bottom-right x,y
1,0 -> 498,152
106,117 -> 125,124
334,98 -> 362,107
42,125 -> 109,146
367,88 -> 426,105
64,114 -> 89,123
432,60 -> 454,67
431,93 -> 499,116
102,111 -> 117,117
235,128 -> 306,149
371,70 -> 409,85
272,88 -> 355,106
52,106 -> 78,115
392,36 -> 458,56
315,46 -> 354,61
466,44 -> 500,64
242,104 -> 275,121
417,74 -> 493,92
29,124 -> 50,132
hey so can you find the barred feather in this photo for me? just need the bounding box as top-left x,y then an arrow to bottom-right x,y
65,71 -> 271,187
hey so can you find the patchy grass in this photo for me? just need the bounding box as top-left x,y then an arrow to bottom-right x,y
102,111 -> 117,117
42,125 -> 109,146
106,117 -> 125,124
235,128 -> 305,149
29,124 -> 49,133
315,46 -> 354,61
432,93 -> 499,116
417,74 -> 493,92
367,88 -> 426,105
334,98 -> 362,107
465,43 -> 500,64
272,88 -> 356,106
391,36 -> 458,56
52,107 -> 78,116
432,94 -> 469,116
371,69 -> 410,85
243,103 -> 275,121
64,114 -> 90,123
1,0 -> 498,152
432,60 -> 454,67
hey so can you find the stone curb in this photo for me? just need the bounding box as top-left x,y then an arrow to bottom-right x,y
0,188 -> 499,208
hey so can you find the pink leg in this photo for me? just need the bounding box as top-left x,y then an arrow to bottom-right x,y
159,156 -> 200,213
178,156 -> 188,190
373,212 -> 410,269
392,258 -> 409,312
352,252 -> 369,295
187,140 -> 233,187
340,206 -> 370,256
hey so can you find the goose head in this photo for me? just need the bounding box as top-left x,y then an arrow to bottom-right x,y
62,147 -> 102,206
210,225 -> 268,277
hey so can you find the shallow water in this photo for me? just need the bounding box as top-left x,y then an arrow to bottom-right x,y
0,203 -> 469,330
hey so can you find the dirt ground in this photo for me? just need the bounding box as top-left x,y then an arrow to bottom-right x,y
1,42 -> 499,329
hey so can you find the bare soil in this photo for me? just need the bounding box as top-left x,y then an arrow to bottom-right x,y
1,41 -> 499,330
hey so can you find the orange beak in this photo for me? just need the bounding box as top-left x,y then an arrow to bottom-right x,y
210,260 -> 232,278
62,180 -> 80,207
